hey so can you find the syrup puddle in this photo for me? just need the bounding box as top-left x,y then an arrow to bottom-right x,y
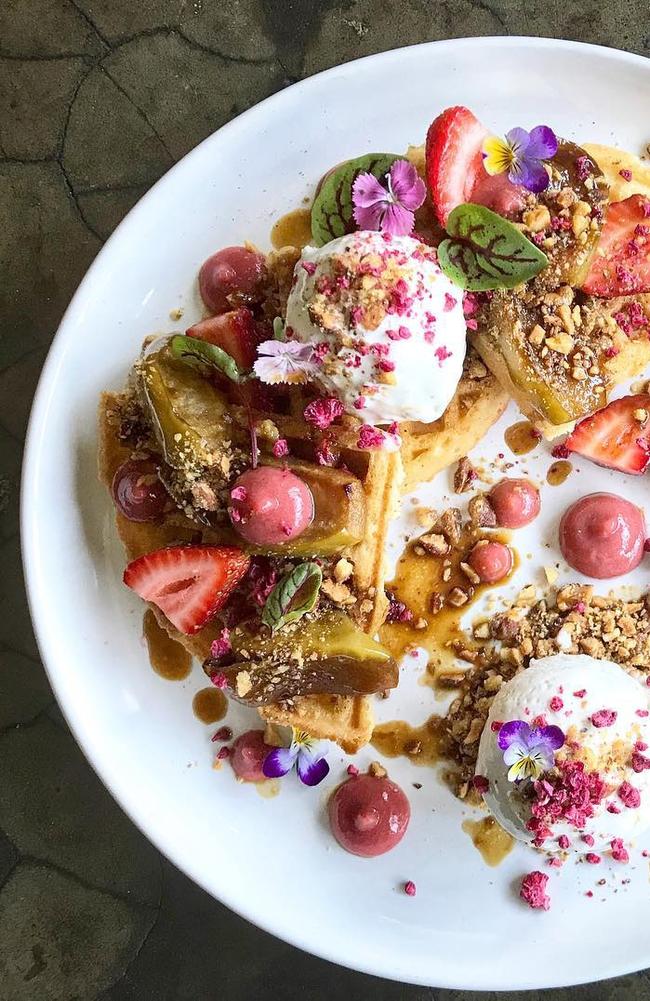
462,816 -> 514,867
192,687 -> 227,724
504,420 -> 541,456
143,610 -> 192,680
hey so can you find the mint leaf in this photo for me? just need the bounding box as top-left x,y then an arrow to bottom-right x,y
170,334 -> 245,383
438,203 -> 548,291
311,153 -> 400,246
261,562 -> 322,632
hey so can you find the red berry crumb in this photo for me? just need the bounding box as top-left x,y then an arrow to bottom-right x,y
404,880 -> 417,897
618,781 -> 642,809
216,746 -> 231,760
520,871 -> 550,910
573,689 -> 587,699
591,709 -> 617,728
582,833 -> 595,847
558,835 -> 570,850
211,726 -> 233,743
611,838 -> 629,863
347,764 -> 359,777
472,775 -> 489,794
549,696 -> 563,712
585,853 -> 601,864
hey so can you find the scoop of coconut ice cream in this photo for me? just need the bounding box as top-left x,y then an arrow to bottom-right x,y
476,654 -> 650,853
285,231 -> 467,425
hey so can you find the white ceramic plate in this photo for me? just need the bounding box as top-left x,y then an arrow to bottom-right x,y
22,37 -> 650,990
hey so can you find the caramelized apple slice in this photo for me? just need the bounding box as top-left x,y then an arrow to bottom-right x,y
138,342 -> 234,470
210,610 -> 397,703
473,289 -> 607,425
532,140 -> 607,290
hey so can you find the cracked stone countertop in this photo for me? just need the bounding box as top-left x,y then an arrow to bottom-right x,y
2,2 -> 650,999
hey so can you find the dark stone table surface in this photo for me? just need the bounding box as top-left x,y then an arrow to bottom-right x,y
2,2 -> 649,998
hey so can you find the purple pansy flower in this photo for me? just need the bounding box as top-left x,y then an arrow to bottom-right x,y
497,719 -> 565,783
352,159 -> 426,236
263,728 -> 330,786
482,126 -> 558,193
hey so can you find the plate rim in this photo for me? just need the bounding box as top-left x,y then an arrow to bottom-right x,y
20,35 -> 650,990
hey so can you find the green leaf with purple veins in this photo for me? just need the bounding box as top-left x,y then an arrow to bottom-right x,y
261,562 -> 322,632
438,203 -> 549,291
311,153 -> 400,246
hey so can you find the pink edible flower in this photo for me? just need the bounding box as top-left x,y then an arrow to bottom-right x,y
404,880 -> 417,897
210,628 -> 231,661
304,397 -> 344,429
520,871 -> 550,910
272,438 -> 289,458
611,838 -> 629,863
591,709 -> 617,728
618,781 -> 641,809
352,159 -> 426,236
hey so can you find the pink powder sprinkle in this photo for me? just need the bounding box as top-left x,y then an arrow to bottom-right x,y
549,696 -> 564,712
573,689 -> 587,699
632,752 -> 650,773
591,709 -> 617,728
404,880 -> 417,897
379,359 -> 395,372
585,853 -> 601,865
347,764 -> 359,777
637,709 -> 649,718
210,671 -> 228,690
520,871 -> 550,910
490,720 -> 503,732
216,746 -> 231,760
558,835 -> 570,850
230,485 -> 247,501
301,260 -> 316,275
472,775 -> 489,794
210,628 -> 231,662
581,833 -> 595,847
304,397 -> 344,429
619,781 -> 642,809
211,726 -> 233,743
357,424 -> 385,450
611,838 -> 629,863
619,168 -> 633,181
272,438 -> 289,458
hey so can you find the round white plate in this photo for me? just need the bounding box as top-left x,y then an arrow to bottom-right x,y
22,37 -> 650,990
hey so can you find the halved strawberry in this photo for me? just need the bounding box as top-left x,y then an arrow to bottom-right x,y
582,195 -> 650,298
564,393 -> 650,474
124,545 -> 250,635
425,106 -> 525,226
186,308 -> 262,370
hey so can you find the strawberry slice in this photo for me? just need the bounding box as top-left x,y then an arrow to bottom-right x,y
425,106 -> 525,227
186,308 -> 263,370
564,393 -> 650,474
582,195 -> 650,298
124,545 -> 250,635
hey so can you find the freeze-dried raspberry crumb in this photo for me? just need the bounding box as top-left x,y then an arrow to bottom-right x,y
613,301 -> 647,335
210,671 -> 228,689
637,709 -> 649,718
357,424 -> 385,449
315,436 -> 337,466
611,838 -> 629,863
558,834 -> 570,850
591,709 -> 617,728
347,764 -> 359,777
472,775 -> 489,794
386,593 -> 413,624
211,726 -> 233,743
216,746 -> 231,760
548,857 -> 563,868
304,397 -> 344,429
573,689 -> 587,699
581,833 -> 595,847
520,871 -> 550,910
576,156 -> 592,181
632,751 -> 650,773
618,781 -> 641,809
210,628 -> 231,661
272,438 -> 289,458
636,741 -> 649,751
444,293 -> 457,312
619,168 -> 633,181
490,720 -> 503,732
404,880 -> 417,896
532,714 -> 548,729
551,443 -> 570,459
531,760 -> 606,831
585,852 -> 601,864
607,802 -> 621,815
549,696 -> 563,712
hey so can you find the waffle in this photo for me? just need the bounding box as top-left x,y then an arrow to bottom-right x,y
98,382 -> 402,752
